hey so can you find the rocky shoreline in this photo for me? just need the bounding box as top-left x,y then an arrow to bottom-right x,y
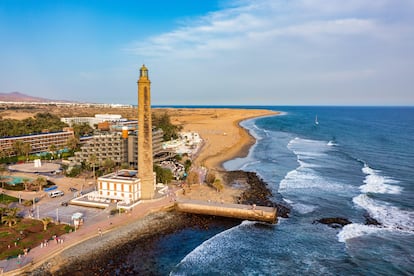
222,170 -> 291,218
25,170 -> 288,275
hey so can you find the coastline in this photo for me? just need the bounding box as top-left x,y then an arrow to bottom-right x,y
13,107 -> 279,275
167,108 -> 278,171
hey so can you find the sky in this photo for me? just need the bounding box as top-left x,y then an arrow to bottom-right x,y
0,0 -> 413,106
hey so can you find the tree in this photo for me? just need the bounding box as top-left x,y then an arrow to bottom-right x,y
0,206 -> 7,220
21,142 -> 32,160
184,159 -> 192,173
87,154 -> 97,180
2,214 -> 17,228
152,112 -> 182,141
0,148 -> 7,160
49,144 -> 57,159
1,207 -> 18,228
102,158 -> 115,174
0,164 -> 7,189
41,217 -> 53,231
186,171 -> 200,186
33,176 -> 47,192
22,178 -> 31,191
212,178 -> 224,192
12,140 -> 24,156
66,136 -> 79,152
205,171 -> 216,185
154,165 -> 173,184
72,122 -> 94,138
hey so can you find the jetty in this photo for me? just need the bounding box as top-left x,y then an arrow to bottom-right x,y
175,199 -> 277,224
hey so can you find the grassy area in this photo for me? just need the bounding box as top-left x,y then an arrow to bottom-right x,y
0,193 -> 19,204
0,218 -> 74,260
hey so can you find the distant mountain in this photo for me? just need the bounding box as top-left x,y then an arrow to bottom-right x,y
0,92 -> 69,103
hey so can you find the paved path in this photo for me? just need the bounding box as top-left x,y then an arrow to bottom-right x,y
1,194 -> 176,275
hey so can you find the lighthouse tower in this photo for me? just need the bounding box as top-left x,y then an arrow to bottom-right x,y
137,65 -> 155,199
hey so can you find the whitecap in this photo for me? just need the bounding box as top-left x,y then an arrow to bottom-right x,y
338,223 -> 384,243
292,203 -> 317,214
360,164 -> 402,194
353,194 -> 414,232
278,166 -> 347,192
327,141 -> 338,146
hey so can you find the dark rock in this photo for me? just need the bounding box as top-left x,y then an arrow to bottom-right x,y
314,217 -> 352,228
222,170 -> 291,218
364,213 -> 382,226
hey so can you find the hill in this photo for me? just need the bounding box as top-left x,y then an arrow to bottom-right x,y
0,92 -> 62,102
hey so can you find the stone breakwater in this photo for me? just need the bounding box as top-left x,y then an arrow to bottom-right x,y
222,170 -> 291,218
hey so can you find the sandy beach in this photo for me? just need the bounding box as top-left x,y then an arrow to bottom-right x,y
1,107 -> 279,274
166,108 -> 278,204
165,108 -> 277,170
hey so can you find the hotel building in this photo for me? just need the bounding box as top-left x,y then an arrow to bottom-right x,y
61,114 -> 127,127
0,129 -> 75,156
73,128 -> 165,167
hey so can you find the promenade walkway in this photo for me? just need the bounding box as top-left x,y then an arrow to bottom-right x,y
0,195 -> 175,275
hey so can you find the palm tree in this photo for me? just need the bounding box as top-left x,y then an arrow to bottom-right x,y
66,136 -> 79,152
1,207 -> 19,228
12,140 -> 24,156
34,176 -> 47,192
22,178 -> 31,191
49,144 -> 57,159
88,154 -> 97,180
0,164 -> 7,189
186,171 -> 200,186
0,206 -> 8,220
102,158 -> 115,174
2,214 -> 17,227
21,142 -> 32,161
0,148 -> 7,160
213,178 -> 224,192
41,217 -> 53,231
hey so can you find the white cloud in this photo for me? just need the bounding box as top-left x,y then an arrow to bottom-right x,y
125,0 -> 414,105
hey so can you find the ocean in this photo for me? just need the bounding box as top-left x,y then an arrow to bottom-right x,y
168,106 -> 414,275
109,106 -> 413,275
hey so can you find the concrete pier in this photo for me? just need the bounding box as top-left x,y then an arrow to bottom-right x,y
175,199 -> 277,224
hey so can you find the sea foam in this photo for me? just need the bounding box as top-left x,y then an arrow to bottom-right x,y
360,164 -> 402,194
353,194 -> 414,232
338,223 -> 384,243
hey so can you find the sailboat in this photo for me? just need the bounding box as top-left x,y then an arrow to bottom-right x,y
315,115 -> 319,125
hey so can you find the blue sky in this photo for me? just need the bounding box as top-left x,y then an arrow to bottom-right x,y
1,0 -> 413,105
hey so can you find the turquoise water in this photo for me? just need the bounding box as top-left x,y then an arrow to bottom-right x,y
0,176 -> 32,185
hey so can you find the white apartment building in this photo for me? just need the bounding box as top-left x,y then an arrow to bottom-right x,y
61,114 -> 127,127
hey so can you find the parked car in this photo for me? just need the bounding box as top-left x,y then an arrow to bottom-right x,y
69,187 -> 78,192
49,190 -> 64,198
61,201 -> 68,206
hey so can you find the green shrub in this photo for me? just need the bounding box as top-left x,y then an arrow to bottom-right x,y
64,225 -> 74,233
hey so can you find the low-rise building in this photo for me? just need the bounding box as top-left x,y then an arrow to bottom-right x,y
61,114 -> 127,127
0,129 -> 75,156
96,169 -> 155,204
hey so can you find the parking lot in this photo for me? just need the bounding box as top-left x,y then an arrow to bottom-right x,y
34,195 -> 106,225
4,172 -> 112,227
